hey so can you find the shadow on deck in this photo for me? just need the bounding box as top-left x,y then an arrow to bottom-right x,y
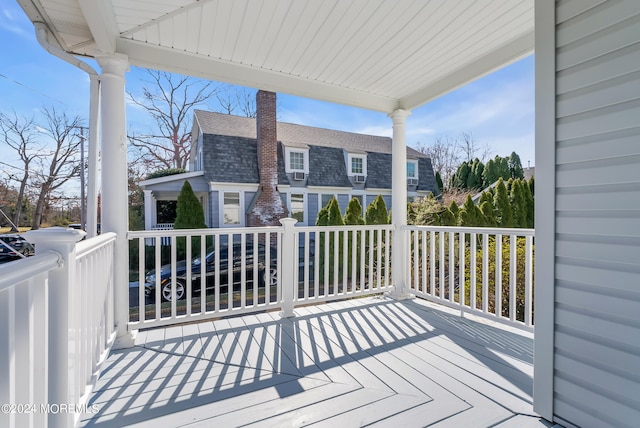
81,297 -> 550,427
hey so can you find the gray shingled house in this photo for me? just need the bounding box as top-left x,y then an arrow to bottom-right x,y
139,106 -> 439,229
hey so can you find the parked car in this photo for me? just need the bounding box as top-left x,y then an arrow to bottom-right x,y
0,234 -> 34,264
144,241 -> 279,302
144,240 -> 315,302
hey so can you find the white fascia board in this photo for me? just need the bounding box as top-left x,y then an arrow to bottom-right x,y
305,186 -> 353,192
77,0 -> 118,53
139,171 -> 204,187
399,31 -> 534,111
363,188 -> 392,195
208,182 -> 259,192
116,38 -> 400,113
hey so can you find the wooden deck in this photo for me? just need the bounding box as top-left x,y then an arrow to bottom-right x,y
80,297 -> 552,427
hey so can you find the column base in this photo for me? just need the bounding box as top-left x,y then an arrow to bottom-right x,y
388,286 -> 415,301
112,330 -> 137,350
279,310 -> 296,319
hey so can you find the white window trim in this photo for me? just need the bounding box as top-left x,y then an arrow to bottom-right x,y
284,148 -> 309,173
407,160 -> 419,179
318,193 -> 337,212
288,192 -> 306,225
347,153 -> 367,177
219,190 -> 244,227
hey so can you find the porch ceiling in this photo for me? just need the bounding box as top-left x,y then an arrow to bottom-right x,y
18,0 -> 533,112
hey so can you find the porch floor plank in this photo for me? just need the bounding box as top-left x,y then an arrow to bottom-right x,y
81,296 -> 547,427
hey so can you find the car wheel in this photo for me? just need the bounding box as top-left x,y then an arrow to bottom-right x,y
263,267 -> 278,287
161,280 -> 186,302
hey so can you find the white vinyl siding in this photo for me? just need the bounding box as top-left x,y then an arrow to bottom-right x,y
548,1 -> 640,427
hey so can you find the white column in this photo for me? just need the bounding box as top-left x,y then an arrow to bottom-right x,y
143,190 -> 154,230
87,74 -> 100,238
389,109 -> 412,299
97,54 -> 134,348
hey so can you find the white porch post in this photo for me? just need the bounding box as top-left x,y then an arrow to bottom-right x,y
97,54 -> 134,348
389,109 -> 412,299
143,190 -> 154,230
86,74 -> 100,238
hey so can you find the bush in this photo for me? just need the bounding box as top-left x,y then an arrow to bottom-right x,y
174,180 -> 208,259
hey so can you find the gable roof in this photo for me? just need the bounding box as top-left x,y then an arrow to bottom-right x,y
194,110 -> 427,158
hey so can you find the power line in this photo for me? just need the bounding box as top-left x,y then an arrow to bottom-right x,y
0,72 -> 67,106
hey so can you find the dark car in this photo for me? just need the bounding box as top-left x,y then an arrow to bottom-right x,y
0,234 -> 34,264
144,241 -> 279,302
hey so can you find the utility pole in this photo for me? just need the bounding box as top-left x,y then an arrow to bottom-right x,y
75,127 -> 87,231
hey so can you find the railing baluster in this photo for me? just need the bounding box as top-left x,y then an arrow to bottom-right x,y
448,232 -> 455,303
412,230 -> 418,292
525,235 -> 533,326
459,232 -> 465,307
215,234 -> 220,312
171,235 -> 177,318
360,228 -> 366,292
439,231 -> 445,299
253,232 -> 259,307
201,234 -> 206,314
186,235 -> 192,316
429,230 -> 435,296
496,234 -> 503,318
470,232 -> 477,310
333,230 -> 339,294
277,230 -> 283,305
482,233 -> 489,314
421,230 -> 427,295
138,238 -> 145,323
368,228 -> 374,291
377,227 -> 382,292
304,231 -> 310,299
351,229 -> 356,294
240,233 -> 246,309
342,229 -> 348,295
384,228 -> 390,288
227,233 -> 233,309
510,234 -> 516,322
314,231 -> 320,299
155,239 -> 161,320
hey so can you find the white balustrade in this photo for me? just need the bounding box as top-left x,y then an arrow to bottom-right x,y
405,225 -> 535,331
0,228 -> 116,428
128,223 -> 394,326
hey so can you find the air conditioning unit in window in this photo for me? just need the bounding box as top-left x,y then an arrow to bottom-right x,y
293,171 -> 306,181
354,175 -> 366,183
407,178 -> 419,186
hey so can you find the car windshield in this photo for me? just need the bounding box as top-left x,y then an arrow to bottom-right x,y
192,249 -> 217,266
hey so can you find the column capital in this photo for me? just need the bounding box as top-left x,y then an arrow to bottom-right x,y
96,53 -> 129,76
388,109 -> 411,122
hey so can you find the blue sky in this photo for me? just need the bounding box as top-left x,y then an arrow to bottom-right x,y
1,1 -> 535,191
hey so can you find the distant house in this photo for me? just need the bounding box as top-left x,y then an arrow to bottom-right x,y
140,91 -> 439,229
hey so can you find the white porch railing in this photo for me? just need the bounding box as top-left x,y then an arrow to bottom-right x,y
0,229 -> 117,428
127,221 -> 394,329
405,225 -> 535,331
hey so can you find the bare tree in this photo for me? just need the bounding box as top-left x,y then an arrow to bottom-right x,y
414,135 -> 462,190
127,70 -> 218,170
414,132 -> 492,190
0,112 -> 42,228
214,84 -> 257,117
458,132 -> 491,163
30,108 -> 82,229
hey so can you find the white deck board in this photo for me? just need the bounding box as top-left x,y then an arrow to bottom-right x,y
81,297 -> 548,427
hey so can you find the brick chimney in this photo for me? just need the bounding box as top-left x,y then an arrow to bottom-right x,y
246,90 -> 288,227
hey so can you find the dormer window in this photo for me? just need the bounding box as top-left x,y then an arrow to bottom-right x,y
290,152 -> 304,171
347,153 -> 367,177
284,148 -> 309,173
407,160 -> 418,179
